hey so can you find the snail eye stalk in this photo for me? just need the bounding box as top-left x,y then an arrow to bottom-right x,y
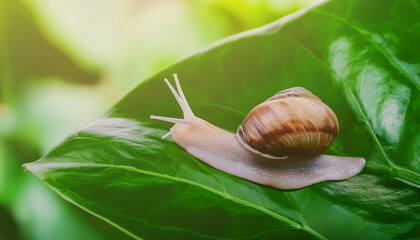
150,73 -> 193,139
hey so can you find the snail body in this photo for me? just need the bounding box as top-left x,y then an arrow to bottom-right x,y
150,74 -> 365,190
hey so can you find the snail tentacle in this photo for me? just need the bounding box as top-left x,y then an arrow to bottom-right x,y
150,115 -> 188,124
150,115 -> 188,139
150,74 -> 194,139
161,131 -> 171,140
164,75 -> 194,118
173,73 -> 194,117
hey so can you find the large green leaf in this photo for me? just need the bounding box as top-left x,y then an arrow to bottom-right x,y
24,0 -> 420,239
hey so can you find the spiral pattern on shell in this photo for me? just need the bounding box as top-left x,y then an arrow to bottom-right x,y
236,87 -> 339,159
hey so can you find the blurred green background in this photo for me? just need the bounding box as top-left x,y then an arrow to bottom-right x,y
0,0 -> 319,239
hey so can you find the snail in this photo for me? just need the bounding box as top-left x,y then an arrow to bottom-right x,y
150,74 -> 365,190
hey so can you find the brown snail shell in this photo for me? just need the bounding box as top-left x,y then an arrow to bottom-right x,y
236,87 -> 339,159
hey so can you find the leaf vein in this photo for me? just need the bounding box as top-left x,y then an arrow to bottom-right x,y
313,9 -> 420,92
28,162 -> 303,228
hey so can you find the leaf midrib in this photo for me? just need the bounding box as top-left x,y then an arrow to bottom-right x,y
25,161 -> 328,240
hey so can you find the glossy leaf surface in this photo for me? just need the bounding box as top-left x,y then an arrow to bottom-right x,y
24,0 -> 420,239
